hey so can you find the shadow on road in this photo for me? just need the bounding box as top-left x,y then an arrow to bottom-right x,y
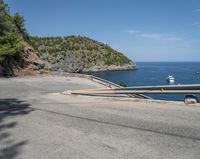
0,98 -> 34,159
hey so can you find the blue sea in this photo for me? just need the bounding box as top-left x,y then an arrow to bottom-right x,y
88,62 -> 200,101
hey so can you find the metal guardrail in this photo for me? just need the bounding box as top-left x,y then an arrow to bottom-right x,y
111,84 -> 200,91
88,75 -> 151,99
53,72 -> 151,99
55,72 -> 200,101
68,84 -> 200,95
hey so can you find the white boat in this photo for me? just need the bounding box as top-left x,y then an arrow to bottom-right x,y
166,75 -> 175,83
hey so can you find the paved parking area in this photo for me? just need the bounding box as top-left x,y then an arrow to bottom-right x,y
0,76 -> 200,159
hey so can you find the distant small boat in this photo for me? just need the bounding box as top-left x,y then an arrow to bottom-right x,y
166,75 -> 175,83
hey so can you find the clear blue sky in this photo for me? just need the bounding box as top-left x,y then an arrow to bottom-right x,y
5,0 -> 200,62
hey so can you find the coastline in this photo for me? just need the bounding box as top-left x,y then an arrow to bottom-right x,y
0,63 -> 137,77
82,63 -> 137,73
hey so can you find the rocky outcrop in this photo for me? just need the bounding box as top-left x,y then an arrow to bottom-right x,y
41,60 -> 136,73
82,63 -> 137,72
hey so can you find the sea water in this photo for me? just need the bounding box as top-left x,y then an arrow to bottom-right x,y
88,62 -> 200,101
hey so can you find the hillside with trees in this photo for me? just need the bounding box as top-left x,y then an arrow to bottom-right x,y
30,36 -> 136,72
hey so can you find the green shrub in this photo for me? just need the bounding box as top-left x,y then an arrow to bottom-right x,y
118,81 -> 127,87
0,32 -> 23,62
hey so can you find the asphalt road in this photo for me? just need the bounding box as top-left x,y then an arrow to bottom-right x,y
0,76 -> 200,159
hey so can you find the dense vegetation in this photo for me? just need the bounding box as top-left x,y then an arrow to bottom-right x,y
0,0 -> 28,62
31,36 -> 133,70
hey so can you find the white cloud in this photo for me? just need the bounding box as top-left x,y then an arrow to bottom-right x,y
192,22 -> 200,27
125,29 -> 185,41
139,33 -> 161,40
167,36 -> 184,41
126,30 -> 140,34
193,9 -> 200,12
